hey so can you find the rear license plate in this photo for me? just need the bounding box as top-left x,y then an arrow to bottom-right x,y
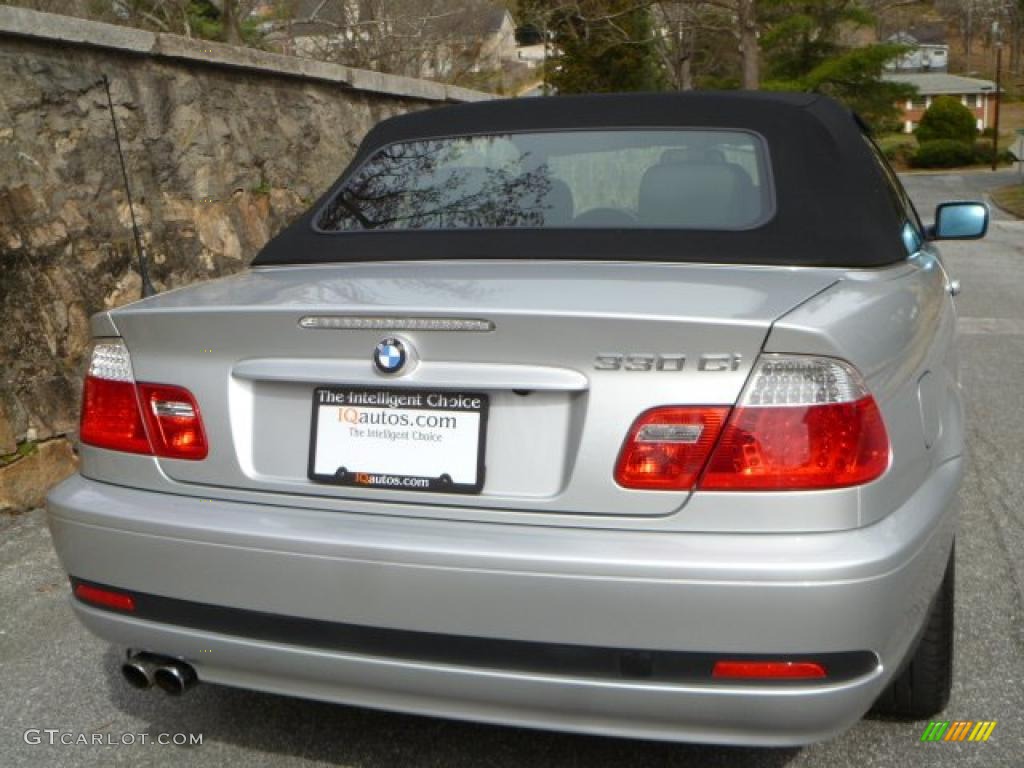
308,387 -> 488,494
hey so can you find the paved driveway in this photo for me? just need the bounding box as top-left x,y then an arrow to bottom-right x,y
1,171 -> 1022,767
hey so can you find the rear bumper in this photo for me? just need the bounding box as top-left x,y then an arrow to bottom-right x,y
46,458 -> 961,745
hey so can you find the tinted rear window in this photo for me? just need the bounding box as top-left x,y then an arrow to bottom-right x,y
315,130 -> 773,232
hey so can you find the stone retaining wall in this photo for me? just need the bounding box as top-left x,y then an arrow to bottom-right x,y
0,6 -> 491,510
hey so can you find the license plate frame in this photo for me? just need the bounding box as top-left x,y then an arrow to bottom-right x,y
307,386 -> 488,494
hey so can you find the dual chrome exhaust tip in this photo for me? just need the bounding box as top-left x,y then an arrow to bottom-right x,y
121,651 -> 197,695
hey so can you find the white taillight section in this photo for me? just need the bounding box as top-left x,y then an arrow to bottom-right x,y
88,340 -> 134,382
743,356 -> 869,406
80,340 -> 208,460
699,354 -> 890,490
635,424 -> 705,444
151,400 -> 196,419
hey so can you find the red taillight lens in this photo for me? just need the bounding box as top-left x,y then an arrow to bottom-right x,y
698,355 -> 890,491
80,340 -> 207,461
80,375 -> 151,454
712,660 -> 827,680
614,356 -> 890,493
700,397 -> 889,490
615,407 -> 730,490
138,384 -> 208,460
74,582 -> 136,612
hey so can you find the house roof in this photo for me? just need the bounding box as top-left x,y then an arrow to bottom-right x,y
882,73 -> 997,95
883,21 -> 947,45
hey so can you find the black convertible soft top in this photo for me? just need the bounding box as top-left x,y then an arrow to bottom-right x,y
253,91 -> 908,268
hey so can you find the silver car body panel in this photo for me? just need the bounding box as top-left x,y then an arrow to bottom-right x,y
51,243 -> 964,744
49,450 -> 959,745
77,255 -> 958,532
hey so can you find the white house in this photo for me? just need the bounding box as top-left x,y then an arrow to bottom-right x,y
884,22 -> 950,73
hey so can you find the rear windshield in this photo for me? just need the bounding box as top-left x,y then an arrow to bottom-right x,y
315,130 -> 773,232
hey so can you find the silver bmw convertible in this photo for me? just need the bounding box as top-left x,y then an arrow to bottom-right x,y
47,92 -> 988,745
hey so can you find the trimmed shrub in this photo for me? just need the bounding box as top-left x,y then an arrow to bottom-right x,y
973,141 -> 1016,165
883,141 -> 917,165
915,96 -> 979,144
910,139 -> 976,168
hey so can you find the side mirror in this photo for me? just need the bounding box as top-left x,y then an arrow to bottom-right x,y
931,202 -> 989,240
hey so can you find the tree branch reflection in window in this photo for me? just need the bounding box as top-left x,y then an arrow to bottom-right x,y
317,137 -> 556,230
314,130 -> 769,232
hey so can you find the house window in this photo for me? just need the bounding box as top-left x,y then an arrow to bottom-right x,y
910,96 -> 928,110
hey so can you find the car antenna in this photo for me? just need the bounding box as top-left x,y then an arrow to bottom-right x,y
100,74 -> 156,298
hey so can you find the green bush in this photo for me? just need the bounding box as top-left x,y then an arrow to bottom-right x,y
972,141 -> 1016,165
883,141 -> 917,165
909,139 -> 976,168
915,96 -> 979,144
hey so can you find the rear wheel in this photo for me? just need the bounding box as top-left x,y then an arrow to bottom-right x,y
871,544 -> 955,719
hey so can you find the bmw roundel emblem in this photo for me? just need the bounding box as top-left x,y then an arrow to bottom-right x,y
373,338 -> 407,374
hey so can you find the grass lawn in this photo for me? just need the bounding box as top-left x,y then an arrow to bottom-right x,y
996,101 -> 1024,148
991,183 -> 1024,218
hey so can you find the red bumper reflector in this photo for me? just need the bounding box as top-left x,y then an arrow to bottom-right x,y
711,660 -> 827,680
73,583 -> 136,612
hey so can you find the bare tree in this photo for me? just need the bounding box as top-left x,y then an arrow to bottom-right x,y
517,1 -> 759,89
934,0 -> 1006,69
279,0 -> 504,81
740,0 -> 759,86
655,1 -> 759,89
652,1 -> 697,88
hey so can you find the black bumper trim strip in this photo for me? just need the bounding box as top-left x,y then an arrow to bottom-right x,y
70,577 -> 878,684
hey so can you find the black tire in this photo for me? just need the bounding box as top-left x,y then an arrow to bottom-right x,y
871,544 -> 955,719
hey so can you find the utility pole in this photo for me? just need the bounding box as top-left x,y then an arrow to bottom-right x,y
992,28 -> 1003,172
965,3 -> 972,70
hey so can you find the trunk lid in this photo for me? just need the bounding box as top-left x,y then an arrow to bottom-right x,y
109,261 -> 838,517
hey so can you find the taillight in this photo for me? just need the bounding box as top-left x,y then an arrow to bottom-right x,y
80,340 -> 208,460
80,341 -> 151,455
614,406 -> 730,490
699,355 -> 889,490
138,384 -> 208,460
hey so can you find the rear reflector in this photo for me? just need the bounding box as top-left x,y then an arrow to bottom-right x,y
73,582 -> 136,612
615,407 -> 730,490
80,340 -> 208,460
712,660 -> 827,680
699,355 -> 890,490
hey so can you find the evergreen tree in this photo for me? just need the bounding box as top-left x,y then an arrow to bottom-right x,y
539,1 -> 667,93
759,0 -> 915,130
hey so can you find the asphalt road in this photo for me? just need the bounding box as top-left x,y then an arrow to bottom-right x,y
2,170 -> 1023,767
